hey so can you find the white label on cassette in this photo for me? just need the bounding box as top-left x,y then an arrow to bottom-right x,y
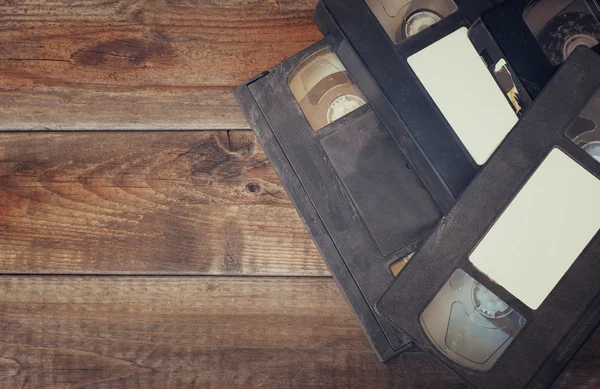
470,149 -> 600,310
408,27 -> 518,165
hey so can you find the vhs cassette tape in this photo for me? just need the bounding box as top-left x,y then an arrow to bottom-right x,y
471,0 -> 600,100
235,37 -> 458,361
313,0 -> 529,201
377,47 -> 600,389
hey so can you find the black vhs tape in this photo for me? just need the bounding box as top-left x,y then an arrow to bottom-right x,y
234,37 -> 450,361
377,47 -> 600,389
313,0 -> 531,203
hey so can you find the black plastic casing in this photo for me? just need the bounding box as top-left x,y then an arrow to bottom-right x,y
377,48 -> 600,389
235,36 -> 454,361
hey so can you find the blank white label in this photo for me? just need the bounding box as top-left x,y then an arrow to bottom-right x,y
470,149 -> 600,309
408,27 -> 518,165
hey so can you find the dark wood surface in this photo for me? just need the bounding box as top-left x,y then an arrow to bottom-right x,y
0,0 -> 321,131
0,1 -> 598,388
0,132 -> 323,275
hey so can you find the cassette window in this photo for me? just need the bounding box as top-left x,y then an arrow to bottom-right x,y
524,0 -> 600,66
421,269 -> 525,371
565,89 -> 600,162
366,0 -> 458,44
288,48 -> 366,131
469,148 -> 600,309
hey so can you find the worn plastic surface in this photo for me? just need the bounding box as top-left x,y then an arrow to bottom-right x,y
378,48 -> 600,389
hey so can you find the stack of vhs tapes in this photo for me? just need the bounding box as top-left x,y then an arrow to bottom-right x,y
235,0 -> 600,387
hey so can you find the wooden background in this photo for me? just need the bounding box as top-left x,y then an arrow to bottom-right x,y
0,1 -> 598,388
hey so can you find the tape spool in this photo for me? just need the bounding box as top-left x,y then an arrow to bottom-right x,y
582,142 -> 600,162
327,95 -> 366,124
472,282 -> 514,319
400,9 -> 443,40
288,48 -> 366,130
539,12 -> 600,65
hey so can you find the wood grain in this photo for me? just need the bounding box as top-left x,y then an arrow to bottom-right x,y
0,276 -> 596,389
0,0 -> 322,131
0,276 -> 467,389
0,131 -> 325,275
1,2 -> 598,386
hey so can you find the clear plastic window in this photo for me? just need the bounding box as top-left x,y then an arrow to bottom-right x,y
288,48 -> 366,131
524,0 -> 600,66
366,0 -> 458,44
420,269 -> 525,371
565,89 -> 600,163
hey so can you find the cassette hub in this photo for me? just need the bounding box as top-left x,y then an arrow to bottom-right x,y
402,9 -> 443,39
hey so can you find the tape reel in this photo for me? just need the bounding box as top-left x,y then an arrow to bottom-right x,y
288,48 -> 366,131
366,0 -> 458,44
524,0 -> 600,66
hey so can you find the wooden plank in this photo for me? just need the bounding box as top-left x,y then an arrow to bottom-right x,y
0,276 -> 595,388
0,0 -> 322,131
0,131 -> 325,275
0,276 -> 463,389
